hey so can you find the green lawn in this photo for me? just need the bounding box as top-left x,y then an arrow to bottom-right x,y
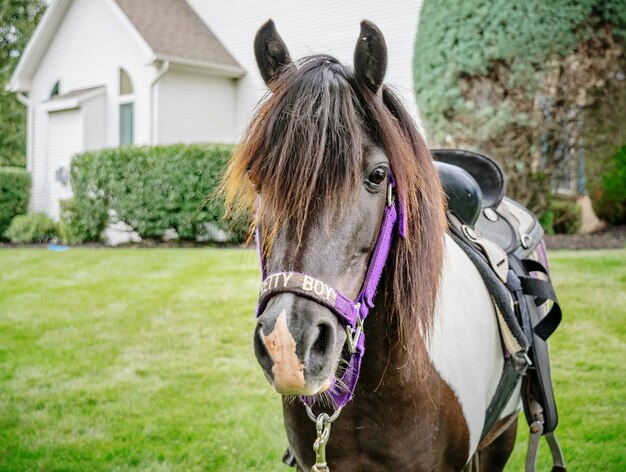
0,248 -> 624,471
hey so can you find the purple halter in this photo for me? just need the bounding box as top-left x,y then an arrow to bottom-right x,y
255,176 -> 405,408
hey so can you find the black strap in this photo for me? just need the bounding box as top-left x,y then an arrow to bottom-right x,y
520,276 -> 556,307
522,259 -> 548,273
519,259 -> 562,341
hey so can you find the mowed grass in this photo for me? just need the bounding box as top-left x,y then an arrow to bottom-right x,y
0,248 -> 284,471
505,250 -> 626,471
1,248 -> 624,471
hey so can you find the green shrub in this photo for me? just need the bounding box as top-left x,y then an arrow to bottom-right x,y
70,144 -> 248,243
58,198 -> 101,245
593,144 -> 626,225
415,0 -> 626,141
542,199 -> 582,235
539,209 -> 555,235
4,213 -> 58,243
0,167 -> 30,240
414,1 -> 626,213
68,152 -> 114,243
539,197 -> 583,235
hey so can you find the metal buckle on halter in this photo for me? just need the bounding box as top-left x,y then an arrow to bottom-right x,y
345,303 -> 363,354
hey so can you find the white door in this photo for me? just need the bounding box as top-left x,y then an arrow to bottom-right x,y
47,109 -> 83,219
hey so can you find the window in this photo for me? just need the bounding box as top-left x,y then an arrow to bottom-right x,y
118,68 -> 134,145
119,102 -> 134,145
50,81 -> 60,98
119,68 -> 133,95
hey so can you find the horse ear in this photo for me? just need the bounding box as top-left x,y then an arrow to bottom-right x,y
254,19 -> 294,86
353,20 -> 387,93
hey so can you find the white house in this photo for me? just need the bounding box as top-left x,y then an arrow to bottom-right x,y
8,0 -> 424,219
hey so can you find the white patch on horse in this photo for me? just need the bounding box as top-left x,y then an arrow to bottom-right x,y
427,234 -> 512,459
262,310 -> 305,393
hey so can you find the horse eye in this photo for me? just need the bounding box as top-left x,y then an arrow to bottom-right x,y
367,167 -> 387,186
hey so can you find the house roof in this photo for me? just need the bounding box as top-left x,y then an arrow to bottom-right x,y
112,0 -> 242,72
42,85 -> 106,111
7,0 -> 244,93
45,85 -> 106,102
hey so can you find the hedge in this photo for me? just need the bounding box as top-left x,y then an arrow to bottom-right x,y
414,0 -> 626,140
67,144 -> 248,243
0,167 -> 30,239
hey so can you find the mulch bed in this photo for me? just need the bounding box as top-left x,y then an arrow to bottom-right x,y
544,225 -> 626,250
2,228 -> 625,251
0,239 -> 241,249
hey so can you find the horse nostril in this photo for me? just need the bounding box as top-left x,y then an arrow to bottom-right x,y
305,321 -> 336,377
253,325 -> 273,375
312,323 -> 330,357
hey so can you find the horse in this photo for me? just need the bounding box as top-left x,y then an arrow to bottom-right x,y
223,19 -> 548,471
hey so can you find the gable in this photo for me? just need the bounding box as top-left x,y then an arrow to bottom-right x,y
8,0 -> 244,93
185,0 -> 425,136
113,0 -> 242,72
29,0 -> 151,95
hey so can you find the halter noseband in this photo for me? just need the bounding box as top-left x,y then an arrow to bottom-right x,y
255,175 -> 404,408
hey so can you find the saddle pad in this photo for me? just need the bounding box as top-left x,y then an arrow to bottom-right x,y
448,228 -> 529,353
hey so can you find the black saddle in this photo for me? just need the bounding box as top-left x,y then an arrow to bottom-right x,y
433,148 -> 504,209
433,149 -> 543,257
432,148 -> 565,470
434,161 -> 482,226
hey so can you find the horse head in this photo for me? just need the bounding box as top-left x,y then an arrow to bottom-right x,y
224,19 -> 445,403
254,20 -> 393,398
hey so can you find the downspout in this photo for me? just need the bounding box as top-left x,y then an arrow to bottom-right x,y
16,92 -> 33,172
150,60 -> 169,145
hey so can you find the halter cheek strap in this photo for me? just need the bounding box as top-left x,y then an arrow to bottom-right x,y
255,177 -> 402,408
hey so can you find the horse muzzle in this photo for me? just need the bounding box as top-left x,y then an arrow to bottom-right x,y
254,294 -> 343,396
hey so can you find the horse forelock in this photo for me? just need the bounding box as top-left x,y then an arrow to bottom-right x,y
228,56 -> 365,247
222,54 -> 446,362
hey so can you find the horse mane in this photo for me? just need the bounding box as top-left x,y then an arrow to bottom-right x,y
222,55 -> 446,358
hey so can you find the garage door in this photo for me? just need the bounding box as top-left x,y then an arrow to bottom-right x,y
47,109 -> 83,219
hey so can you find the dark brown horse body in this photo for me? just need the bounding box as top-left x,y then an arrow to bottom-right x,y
283,296 -> 481,471
281,280 -> 517,471
224,20 -> 519,471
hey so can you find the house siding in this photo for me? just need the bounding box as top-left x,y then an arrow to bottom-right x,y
82,93 -> 107,152
157,68 -> 236,145
28,0 -> 156,215
187,0 -> 425,140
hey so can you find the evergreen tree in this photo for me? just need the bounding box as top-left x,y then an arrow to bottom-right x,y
415,0 -> 626,213
0,0 -> 46,167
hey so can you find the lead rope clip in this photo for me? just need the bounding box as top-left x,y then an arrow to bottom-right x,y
305,405 -> 342,472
